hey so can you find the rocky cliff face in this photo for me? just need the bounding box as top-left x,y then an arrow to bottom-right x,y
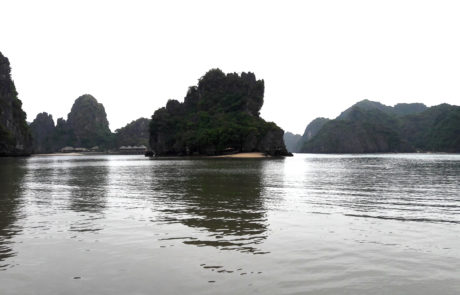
29,95 -> 113,152
150,69 -> 290,156
283,132 -> 302,153
0,51 -> 32,156
66,94 -> 112,148
296,117 -> 330,151
30,112 -> 55,153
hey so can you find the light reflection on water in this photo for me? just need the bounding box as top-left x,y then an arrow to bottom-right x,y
0,154 -> 459,294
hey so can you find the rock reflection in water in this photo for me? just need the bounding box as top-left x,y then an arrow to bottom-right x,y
156,159 -> 269,254
66,159 -> 109,232
0,158 -> 26,269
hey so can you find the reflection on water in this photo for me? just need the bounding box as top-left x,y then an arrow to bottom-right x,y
155,160 -> 269,254
67,161 -> 108,215
0,158 -> 26,269
0,154 -> 459,294
66,160 -> 109,233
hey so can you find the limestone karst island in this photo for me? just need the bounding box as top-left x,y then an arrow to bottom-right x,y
1,51 -> 458,157
1,36 -> 460,295
3,1 -> 460,293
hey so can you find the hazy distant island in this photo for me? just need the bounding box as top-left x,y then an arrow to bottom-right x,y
28,95 -> 149,154
285,100 -> 460,153
149,69 -> 290,157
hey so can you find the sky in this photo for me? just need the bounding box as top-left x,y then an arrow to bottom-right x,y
1,0 -> 460,134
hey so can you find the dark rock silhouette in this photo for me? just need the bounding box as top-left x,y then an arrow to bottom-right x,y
115,118 -> 150,147
149,69 -> 290,156
30,95 -> 113,152
66,94 -> 112,148
30,112 -> 55,153
0,51 -> 32,156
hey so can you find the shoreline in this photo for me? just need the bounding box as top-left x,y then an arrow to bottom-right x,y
29,152 -> 459,158
32,152 -> 85,156
31,152 -> 275,158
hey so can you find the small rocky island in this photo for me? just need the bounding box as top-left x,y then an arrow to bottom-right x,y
29,94 -> 113,153
149,69 -> 290,156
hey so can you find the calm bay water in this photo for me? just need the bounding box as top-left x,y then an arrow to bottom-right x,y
0,154 -> 459,294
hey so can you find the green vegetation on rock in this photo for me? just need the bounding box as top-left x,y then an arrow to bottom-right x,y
66,94 -> 112,148
114,118 -> 150,147
150,69 -> 289,156
295,117 -> 330,151
0,51 -> 32,156
300,100 -> 460,153
30,95 -> 113,152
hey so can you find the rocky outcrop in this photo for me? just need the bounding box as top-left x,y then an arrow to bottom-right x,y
30,112 -> 55,153
29,95 -> 113,152
115,117 -> 150,147
283,132 -> 302,153
0,51 -> 32,156
296,117 -> 330,151
66,94 -> 112,148
150,69 -> 290,156
302,110 -> 414,153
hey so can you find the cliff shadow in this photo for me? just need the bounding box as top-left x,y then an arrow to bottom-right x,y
0,158 -> 27,270
64,157 -> 110,232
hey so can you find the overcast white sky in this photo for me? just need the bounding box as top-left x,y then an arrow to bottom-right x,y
2,0 -> 460,134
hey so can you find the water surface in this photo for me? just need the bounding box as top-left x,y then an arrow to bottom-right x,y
0,154 -> 459,294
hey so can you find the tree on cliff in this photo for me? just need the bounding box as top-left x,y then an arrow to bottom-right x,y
0,51 -> 32,156
150,69 -> 289,156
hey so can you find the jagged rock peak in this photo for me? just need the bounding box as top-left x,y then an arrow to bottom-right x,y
66,94 -> 112,148
149,69 -> 289,156
30,112 -> 55,154
0,51 -> 33,156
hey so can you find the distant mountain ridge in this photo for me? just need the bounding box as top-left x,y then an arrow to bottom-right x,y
298,100 -> 459,153
337,99 -> 427,120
